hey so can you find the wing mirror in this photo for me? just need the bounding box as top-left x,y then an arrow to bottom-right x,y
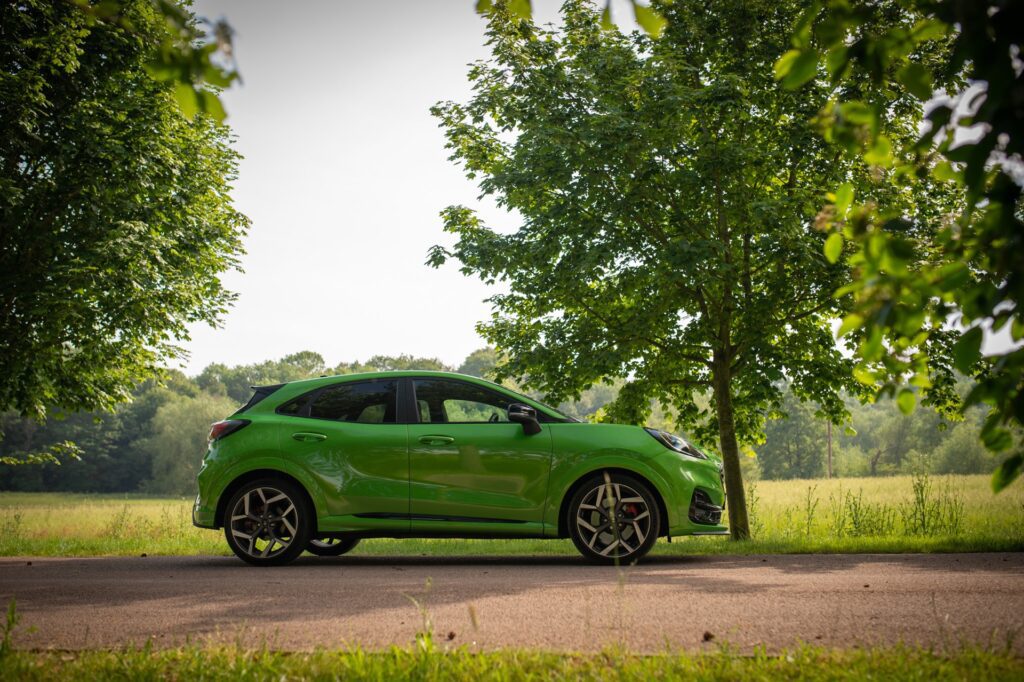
508,403 -> 542,436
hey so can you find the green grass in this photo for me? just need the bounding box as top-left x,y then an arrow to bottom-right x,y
1,474 -> 1022,557
1,644 -> 1022,681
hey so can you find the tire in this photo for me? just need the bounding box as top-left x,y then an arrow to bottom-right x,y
223,478 -> 313,566
306,536 -> 361,557
567,472 -> 661,565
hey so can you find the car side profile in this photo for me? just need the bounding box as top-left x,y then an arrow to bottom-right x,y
193,371 -> 727,566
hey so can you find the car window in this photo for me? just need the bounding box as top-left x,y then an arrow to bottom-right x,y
307,380 -> 397,423
413,379 -> 512,424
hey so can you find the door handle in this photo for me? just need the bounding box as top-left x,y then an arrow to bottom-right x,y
418,435 -> 455,445
292,432 -> 327,442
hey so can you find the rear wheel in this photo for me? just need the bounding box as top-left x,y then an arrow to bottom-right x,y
306,536 -> 361,556
567,472 -> 661,564
224,478 -> 312,566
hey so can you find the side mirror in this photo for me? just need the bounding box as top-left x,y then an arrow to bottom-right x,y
508,403 -> 542,436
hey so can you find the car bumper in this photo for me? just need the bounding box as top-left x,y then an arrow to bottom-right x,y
192,495 -> 216,529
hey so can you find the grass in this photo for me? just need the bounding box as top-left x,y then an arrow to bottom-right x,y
0,474 -> 1022,558
0,643 -> 1022,681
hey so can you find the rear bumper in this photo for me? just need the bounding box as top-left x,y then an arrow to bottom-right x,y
192,496 -> 216,529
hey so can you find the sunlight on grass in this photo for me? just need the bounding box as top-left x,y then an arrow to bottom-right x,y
0,474 -> 1021,557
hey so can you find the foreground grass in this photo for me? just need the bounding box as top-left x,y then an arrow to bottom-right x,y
1,474 -> 1022,557
1,644 -> 1022,681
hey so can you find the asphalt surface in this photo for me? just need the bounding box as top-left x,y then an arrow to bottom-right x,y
1,553 -> 1022,653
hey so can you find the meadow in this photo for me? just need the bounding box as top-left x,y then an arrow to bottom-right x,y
1,473 -> 1021,558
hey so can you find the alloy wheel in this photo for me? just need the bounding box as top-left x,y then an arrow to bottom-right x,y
228,486 -> 300,560
575,480 -> 653,559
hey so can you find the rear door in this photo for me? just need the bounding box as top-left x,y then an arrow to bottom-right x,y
278,378 -> 409,531
406,378 -> 553,532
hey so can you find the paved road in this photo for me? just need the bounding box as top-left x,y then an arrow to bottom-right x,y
1,553 -> 1022,652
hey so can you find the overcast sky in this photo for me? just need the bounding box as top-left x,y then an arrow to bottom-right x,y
182,1 -> 643,375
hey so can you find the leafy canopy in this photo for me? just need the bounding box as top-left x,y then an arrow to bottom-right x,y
0,0 -> 249,424
775,0 -> 1024,490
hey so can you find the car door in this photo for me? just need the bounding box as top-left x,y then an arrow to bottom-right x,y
278,378 -> 409,532
406,377 -> 553,533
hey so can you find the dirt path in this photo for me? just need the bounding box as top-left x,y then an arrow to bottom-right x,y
1,553 -> 1022,652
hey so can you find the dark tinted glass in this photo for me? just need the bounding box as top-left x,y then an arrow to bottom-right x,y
413,379 -> 512,424
308,381 -> 397,423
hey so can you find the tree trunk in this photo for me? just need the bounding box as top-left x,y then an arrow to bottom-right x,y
712,351 -> 750,540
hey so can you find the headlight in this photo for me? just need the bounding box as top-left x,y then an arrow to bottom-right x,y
644,428 -> 708,460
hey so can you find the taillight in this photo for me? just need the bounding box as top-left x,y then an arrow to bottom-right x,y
208,419 -> 250,443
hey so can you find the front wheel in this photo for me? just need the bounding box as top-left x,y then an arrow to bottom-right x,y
567,472 -> 661,565
306,536 -> 361,556
224,478 -> 313,566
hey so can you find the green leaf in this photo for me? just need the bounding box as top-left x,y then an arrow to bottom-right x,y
475,0 -> 494,13
824,232 -> 843,263
844,426 -> 857,437
837,313 -> 863,338
633,3 -> 666,38
601,2 -> 613,31
173,82 -> 199,118
1011,317 -> 1024,342
507,0 -> 531,20
993,453 -> 1024,492
774,50 -> 801,80
911,18 -> 948,43
931,161 -> 958,183
897,62 -> 933,100
863,135 -> 893,167
935,261 -> 969,292
853,366 -> 875,385
776,49 -> 818,89
897,388 -> 915,415
952,326 -> 983,374
834,182 -> 854,215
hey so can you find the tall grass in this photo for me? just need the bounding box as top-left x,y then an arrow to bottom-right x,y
0,474 -> 1021,557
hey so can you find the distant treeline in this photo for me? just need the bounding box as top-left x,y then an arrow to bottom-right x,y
0,349 -> 998,495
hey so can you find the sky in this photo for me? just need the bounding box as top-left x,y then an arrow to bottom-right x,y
182,1 -> 643,375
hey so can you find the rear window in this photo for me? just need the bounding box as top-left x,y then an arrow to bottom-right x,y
281,380 -> 398,423
237,384 -> 284,413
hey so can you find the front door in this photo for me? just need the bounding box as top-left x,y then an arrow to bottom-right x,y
407,377 -> 553,534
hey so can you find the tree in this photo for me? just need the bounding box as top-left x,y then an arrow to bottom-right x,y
141,392 -> 238,495
775,1 -> 1023,490
458,347 -> 500,378
430,0 -> 954,539
0,0 -> 249,425
758,393 -> 827,480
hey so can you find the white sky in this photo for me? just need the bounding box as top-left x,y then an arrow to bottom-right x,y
182,1 -> 644,374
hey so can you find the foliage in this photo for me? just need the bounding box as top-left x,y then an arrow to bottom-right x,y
476,0 -> 666,37
774,1 -> 1024,491
139,393 -> 238,496
67,0 -> 238,122
430,0 -> 954,539
0,0 -> 249,425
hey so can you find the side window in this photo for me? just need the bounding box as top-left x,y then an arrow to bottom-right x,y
307,380 -> 398,423
413,379 -> 513,424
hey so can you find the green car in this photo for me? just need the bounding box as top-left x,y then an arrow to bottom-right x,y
194,371 -> 727,566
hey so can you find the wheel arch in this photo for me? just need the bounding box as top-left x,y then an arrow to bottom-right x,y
214,469 -> 318,534
556,467 -> 670,539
